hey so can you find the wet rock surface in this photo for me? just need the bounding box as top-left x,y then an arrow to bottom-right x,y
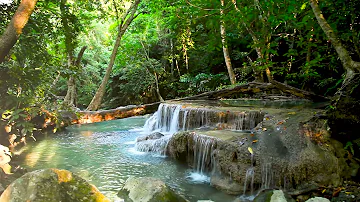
0,168 -> 110,202
117,176 -> 187,202
166,106 -> 353,197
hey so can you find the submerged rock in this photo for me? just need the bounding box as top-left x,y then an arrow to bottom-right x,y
118,176 -> 187,202
0,168 -> 110,202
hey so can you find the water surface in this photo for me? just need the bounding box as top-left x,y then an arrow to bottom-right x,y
18,116 -> 236,202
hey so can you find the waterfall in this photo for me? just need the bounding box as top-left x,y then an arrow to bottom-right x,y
243,153 -> 255,195
193,134 -> 217,174
187,134 -> 218,183
261,163 -> 274,189
137,103 -> 264,155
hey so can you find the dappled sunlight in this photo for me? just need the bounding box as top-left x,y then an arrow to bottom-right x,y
80,131 -> 94,137
25,140 -> 58,168
75,107 -> 146,124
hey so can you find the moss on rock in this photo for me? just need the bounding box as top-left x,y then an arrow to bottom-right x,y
0,168 -> 110,202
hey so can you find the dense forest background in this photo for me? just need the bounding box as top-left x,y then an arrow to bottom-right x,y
0,0 -> 359,151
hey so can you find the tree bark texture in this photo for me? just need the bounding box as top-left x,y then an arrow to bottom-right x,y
0,0 -> 38,63
310,0 -> 360,84
86,0 -> 141,111
63,46 -> 87,107
220,0 -> 236,85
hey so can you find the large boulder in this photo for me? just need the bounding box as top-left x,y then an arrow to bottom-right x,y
166,107 -> 350,194
118,176 -> 187,202
0,168 -> 110,202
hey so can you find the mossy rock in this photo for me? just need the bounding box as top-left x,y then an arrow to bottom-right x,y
0,168 -> 110,202
118,176 -> 187,202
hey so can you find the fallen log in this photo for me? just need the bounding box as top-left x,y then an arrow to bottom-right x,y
175,82 -> 276,100
174,81 -> 329,102
68,102 -> 160,124
270,80 -> 329,102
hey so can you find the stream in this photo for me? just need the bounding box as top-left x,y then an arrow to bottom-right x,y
16,115 -> 236,202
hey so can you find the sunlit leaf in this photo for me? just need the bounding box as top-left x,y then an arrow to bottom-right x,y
248,147 -> 253,155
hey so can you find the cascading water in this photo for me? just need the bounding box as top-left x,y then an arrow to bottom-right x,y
142,103 -> 264,135
187,134 -> 218,183
243,153 -> 255,195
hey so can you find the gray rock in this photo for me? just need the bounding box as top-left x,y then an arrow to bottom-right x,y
210,175 -> 242,195
305,197 -> 331,202
118,176 -> 187,202
0,168 -> 110,202
137,132 -> 164,142
166,107 -> 348,193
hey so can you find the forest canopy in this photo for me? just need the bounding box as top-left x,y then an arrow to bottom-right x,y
0,0 -> 359,144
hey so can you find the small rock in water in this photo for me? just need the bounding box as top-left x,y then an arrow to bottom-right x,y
136,132 -> 164,142
305,197 -> 331,202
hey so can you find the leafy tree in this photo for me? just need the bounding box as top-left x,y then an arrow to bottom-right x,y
86,0 -> 142,111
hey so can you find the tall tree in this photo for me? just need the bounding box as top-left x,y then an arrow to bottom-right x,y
220,0 -> 236,85
86,0 -> 141,111
63,46 -> 87,107
0,0 -> 38,63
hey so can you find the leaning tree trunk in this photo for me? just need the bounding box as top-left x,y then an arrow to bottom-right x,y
310,0 -> 360,144
310,0 -> 360,86
86,0 -> 141,111
220,0 -> 236,85
0,0 -> 38,63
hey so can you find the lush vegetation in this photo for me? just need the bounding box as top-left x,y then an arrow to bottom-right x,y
0,0 -> 359,154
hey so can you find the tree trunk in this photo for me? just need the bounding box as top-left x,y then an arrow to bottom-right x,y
220,0 -> 236,85
231,0 -> 266,82
86,0 -> 141,111
0,0 -> 38,63
154,72 -> 164,102
139,41 -> 164,102
63,46 -> 87,107
63,76 -> 77,106
310,0 -> 360,85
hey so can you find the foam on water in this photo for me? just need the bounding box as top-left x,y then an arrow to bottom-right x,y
123,140 -> 136,145
186,171 -> 210,184
128,147 -> 147,155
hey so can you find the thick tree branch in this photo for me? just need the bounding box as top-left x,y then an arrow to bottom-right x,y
310,0 -> 360,72
0,0 -> 38,63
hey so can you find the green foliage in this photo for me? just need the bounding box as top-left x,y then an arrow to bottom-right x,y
1,0 -> 359,115
180,73 -> 229,94
345,141 -> 355,156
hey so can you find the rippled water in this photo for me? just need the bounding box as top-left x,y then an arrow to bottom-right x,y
17,116 -> 236,202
